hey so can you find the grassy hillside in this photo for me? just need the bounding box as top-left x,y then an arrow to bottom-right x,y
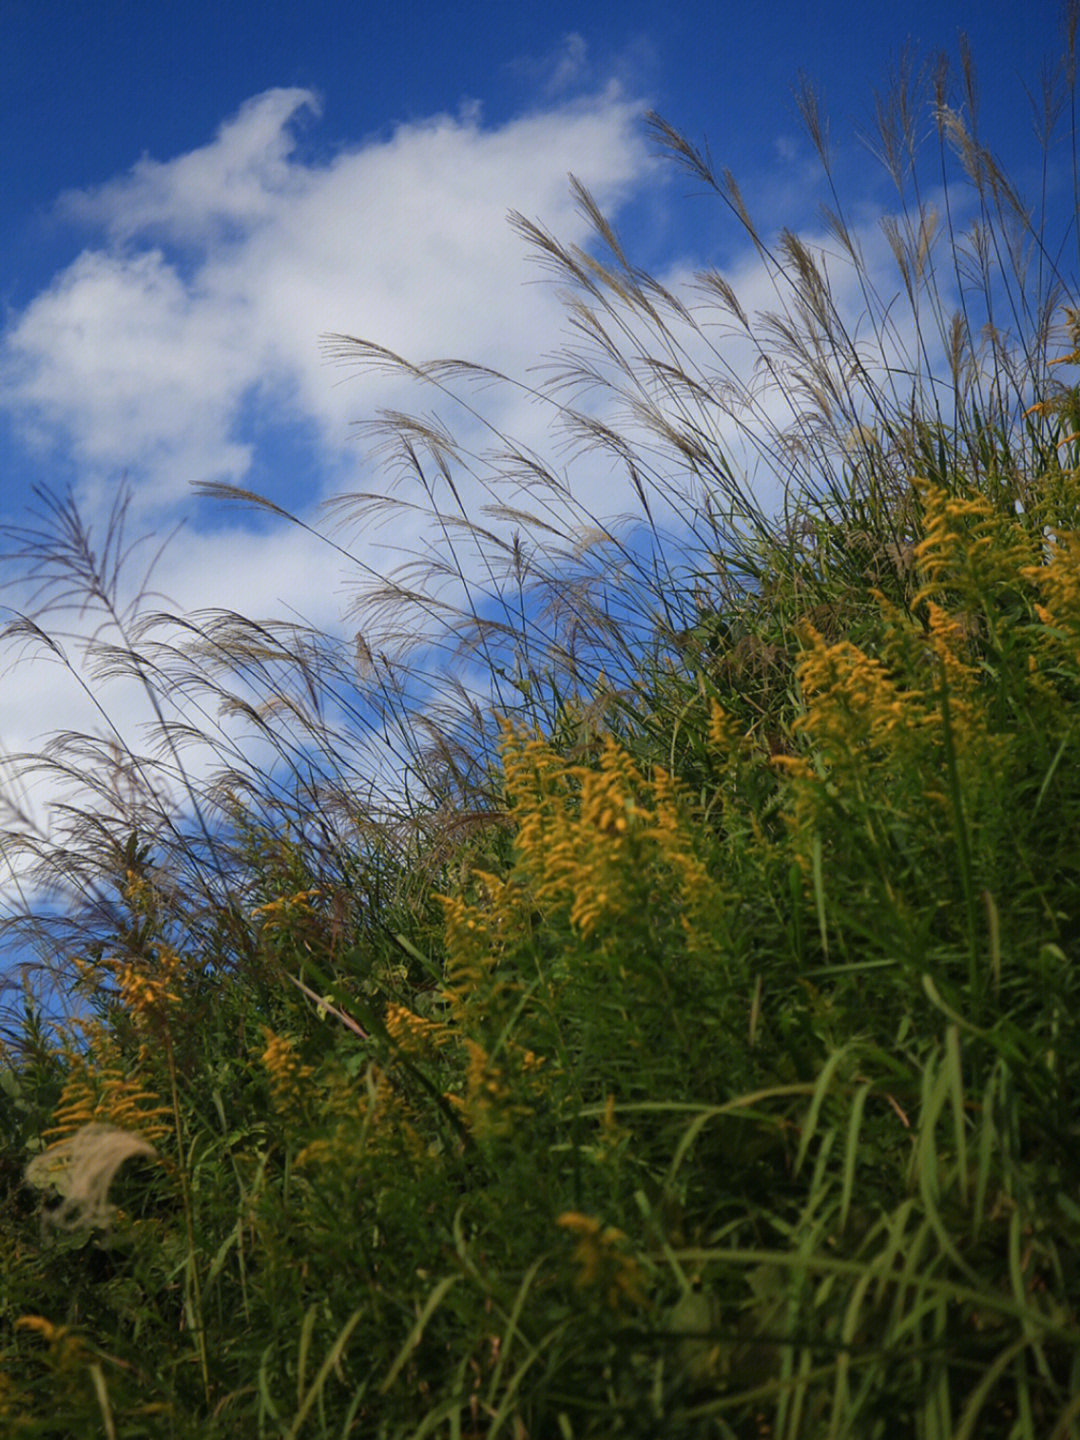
3,34 -> 1080,1438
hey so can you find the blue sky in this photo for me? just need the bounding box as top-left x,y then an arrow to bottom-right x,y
0,0 -> 1058,313
0,0 -> 1074,906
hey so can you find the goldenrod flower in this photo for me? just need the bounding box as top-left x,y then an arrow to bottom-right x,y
556,1212 -> 646,1310
385,1002 -> 449,1056
45,1040 -> 171,1146
252,889 -> 323,930
260,1029 -> 314,1118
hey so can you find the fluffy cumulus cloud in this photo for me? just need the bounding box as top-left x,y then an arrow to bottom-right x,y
2,84 -> 652,516
62,88 -> 322,247
4,247 -> 256,501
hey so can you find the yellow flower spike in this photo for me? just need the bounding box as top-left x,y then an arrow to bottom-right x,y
44,1042 -> 171,1147
912,473 -> 1039,608
707,699 -> 735,753
793,629 -> 914,759
123,869 -> 150,909
1023,530 -> 1080,635
496,719 -> 729,949
770,753 -> 813,777
259,1029 -> 315,1119
556,1212 -> 646,1311
385,1002 -> 449,1057
456,1038 -> 515,1139
252,888 -> 323,934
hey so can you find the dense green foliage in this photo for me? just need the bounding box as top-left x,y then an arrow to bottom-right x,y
4,31 -> 1080,1438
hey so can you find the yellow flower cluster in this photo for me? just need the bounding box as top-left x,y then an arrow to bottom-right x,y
74,945 -> 186,1041
384,1002 -> 449,1058
448,1038 -> 514,1139
259,1028 -> 314,1119
442,1030 -> 545,1139
44,1036 -> 171,1146
498,724 -> 723,948
766,464 -> 1057,876
251,889 -> 323,933
432,726 -> 724,1137
923,601 -> 990,768
501,729 -> 633,934
14,1316 -> 86,1370
116,947 -> 184,1022
793,534 -> 1010,765
294,1063 -> 424,1173
123,867 -> 151,909
1023,529 -> 1080,638
791,624 -> 914,760
556,1212 -> 646,1311
707,700 -> 739,755
650,765 -> 723,943
439,871 -> 510,1015
912,475 -> 1034,605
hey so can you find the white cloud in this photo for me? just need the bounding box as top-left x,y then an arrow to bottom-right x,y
159,518 -> 347,630
2,85 -> 652,518
61,88 -> 324,247
4,247 -> 255,501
